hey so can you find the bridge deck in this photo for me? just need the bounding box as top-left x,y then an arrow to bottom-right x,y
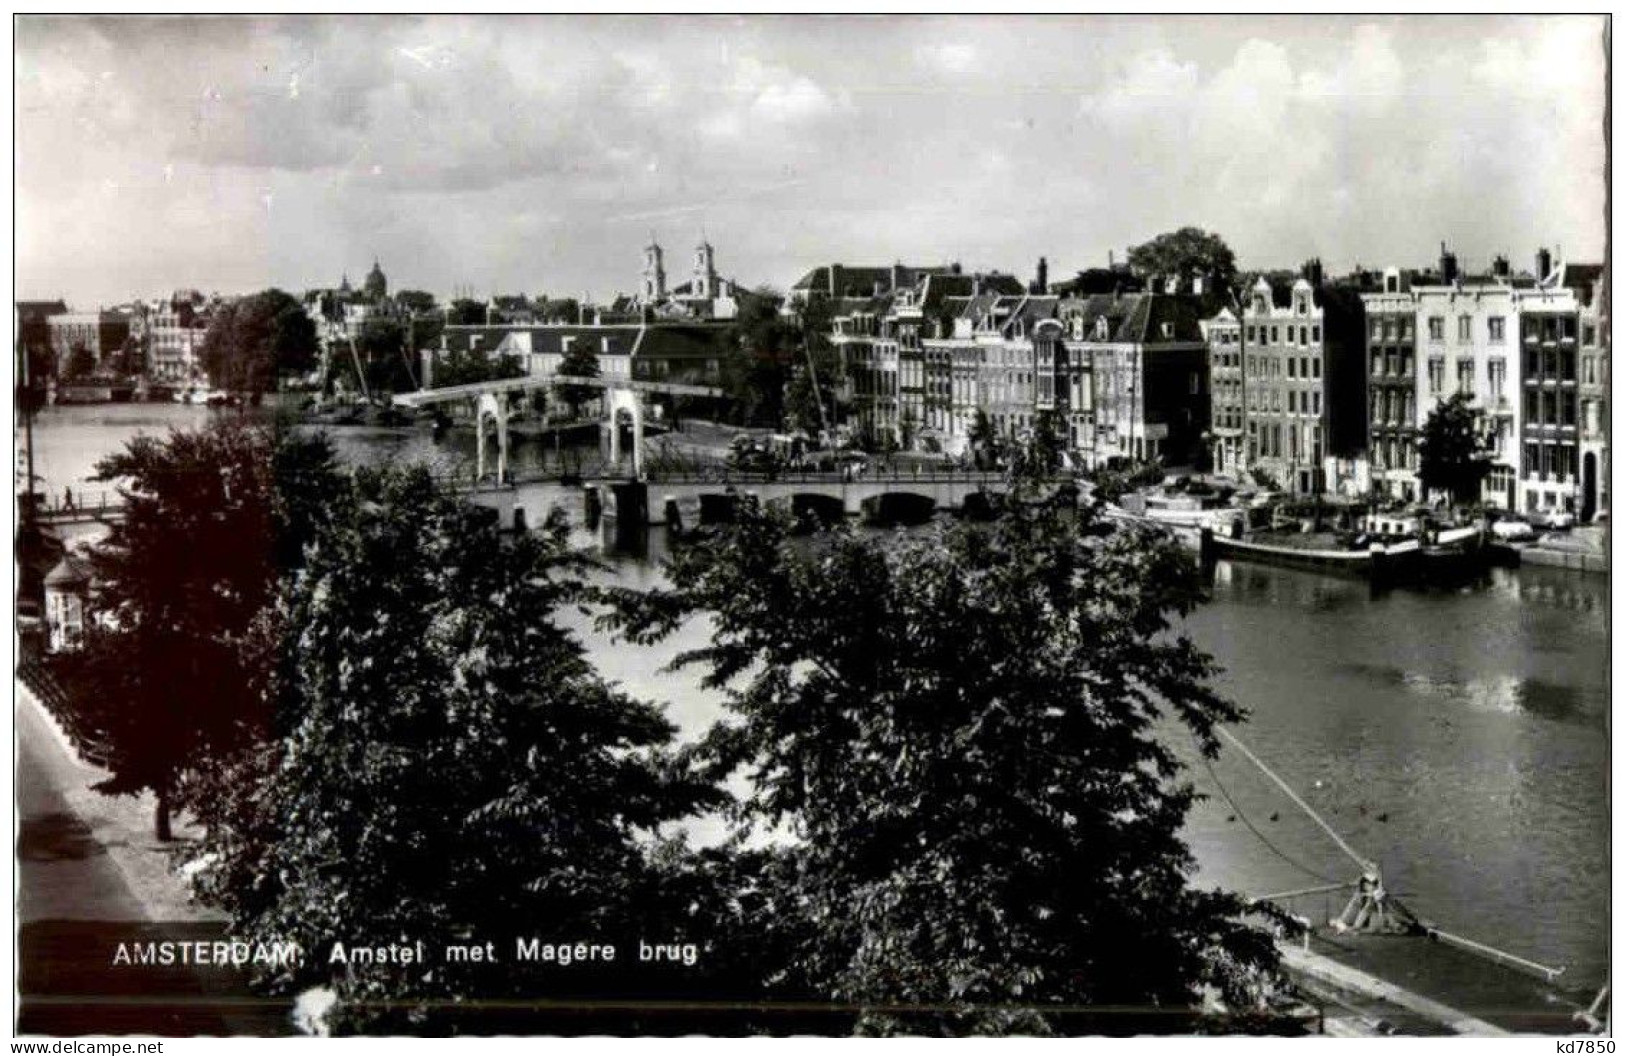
394,374 -> 724,407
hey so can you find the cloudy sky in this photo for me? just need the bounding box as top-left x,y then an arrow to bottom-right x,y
15,15 -> 1609,308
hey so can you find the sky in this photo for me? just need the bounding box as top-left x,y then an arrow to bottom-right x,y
14,15 -> 1610,309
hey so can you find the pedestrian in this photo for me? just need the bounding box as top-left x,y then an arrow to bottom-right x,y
62,486 -> 74,511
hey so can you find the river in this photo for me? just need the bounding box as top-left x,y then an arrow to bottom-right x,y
20,402 -> 1611,992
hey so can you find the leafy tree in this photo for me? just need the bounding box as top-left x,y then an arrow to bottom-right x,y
538,296 -> 582,324
353,318 -> 415,395
446,299 -> 488,326
1012,411 -> 1064,478
969,410 -> 1001,469
64,344 -> 96,380
432,345 -> 524,388
608,496 -> 1285,1035
64,422 -> 342,838
200,289 -> 319,393
1127,228 -> 1237,292
558,339 -> 602,415
189,468 -> 720,1032
723,288 -> 793,428
1417,392 -> 1492,508
393,289 -> 438,315
785,294 -> 841,435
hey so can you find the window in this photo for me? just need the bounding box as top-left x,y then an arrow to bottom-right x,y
1288,357 -> 1296,379
1583,324 -> 1597,346
1489,359 -> 1506,401
1457,359 -> 1474,397
1288,391 -> 1296,413
1371,320 -> 1383,340
1428,357 -> 1445,392
1457,316 -> 1472,342
1271,326 -> 1279,343
1312,357 -> 1321,380
1246,326 -> 1257,343
1189,371 -> 1200,395
1488,316 -> 1505,343
1428,316 -> 1444,341
1313,392 -> 1322,415
1301,326 -> 1310,345
1311,325 -> 1321,344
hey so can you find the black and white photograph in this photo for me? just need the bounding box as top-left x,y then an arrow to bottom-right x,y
10,12 -> 1613,1040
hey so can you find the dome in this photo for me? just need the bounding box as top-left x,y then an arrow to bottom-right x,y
363,259 -> 388,301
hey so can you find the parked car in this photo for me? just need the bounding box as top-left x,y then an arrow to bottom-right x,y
1527,508 -> 1576,531
1490,518 -> 1537,542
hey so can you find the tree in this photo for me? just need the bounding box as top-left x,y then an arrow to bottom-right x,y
558,339 -> 602,416
723,288 -> 793,428
64,344 -> 96,380
1012,411 -> 1064,478
353,318 -> 414,395
446,299 -> 487,327
432,345 -> 523,388
785,294 -> 842,436
538,296 -> 582,325
393,289 -> 438,315
189,468 -> 719,1032
64,422 -> 342,839
1127,228 -> 1237,292
199,289 -> 318,393
1417,392 -> 1492,508
608,496 -> 1285,1035
969,410 -> 1000,469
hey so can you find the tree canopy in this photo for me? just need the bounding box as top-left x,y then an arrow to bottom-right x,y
1417,392 -> 1492,507
1126,228 -> 1238,292
67,422 -> 342,838
606,494 -> 1284,1034
393,289 -> 438,315
446,299 -> 488,327
723,288 -> 793,427
189,467 -> 720,1032
200,289 -> 319,393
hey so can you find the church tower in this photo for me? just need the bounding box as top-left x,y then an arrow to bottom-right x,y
693,239 -> 716,300
642,239 -> 667,303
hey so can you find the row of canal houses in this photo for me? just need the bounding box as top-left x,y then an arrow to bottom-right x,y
806,244 -> 1608,521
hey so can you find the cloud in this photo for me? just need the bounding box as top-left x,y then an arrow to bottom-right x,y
12,16 -> 1608,308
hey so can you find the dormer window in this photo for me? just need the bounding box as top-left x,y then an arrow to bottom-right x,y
1094,316 -> 1110,340
1160,322 -> 1173,339
1253,296 -> 1267,315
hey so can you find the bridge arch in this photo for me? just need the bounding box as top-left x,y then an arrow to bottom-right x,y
860,490 -> 938,526
788,492 -> 846,529
604,386 -> 645,478
474,392 -> 508,483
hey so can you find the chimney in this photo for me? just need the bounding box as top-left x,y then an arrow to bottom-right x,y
1034,257 -> 1049,295
873,279 -> 885,297
1108,249 -> 1115,270
950,261 -> 962,276
1492,255 -> 1510,280
1303,257 -> 1324,288
972,274 -> 982,297
891,262 -> 903,292
828,264 -> 843,298
1536,246 -> 1553,281
1440,242 -> 1459,285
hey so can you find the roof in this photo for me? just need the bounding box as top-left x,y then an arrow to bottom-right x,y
1059,292 -> 1206,344
1561,263 -> 1605,305
792,263 -> 960,297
